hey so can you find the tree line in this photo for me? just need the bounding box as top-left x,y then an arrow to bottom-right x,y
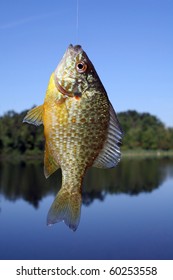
118,110 -> 173,150
0,109 -> 44,158
0,108 -> 173,158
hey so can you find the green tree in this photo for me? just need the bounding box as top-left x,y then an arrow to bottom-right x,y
0,108 -> 173,158
117,110 -> 171,150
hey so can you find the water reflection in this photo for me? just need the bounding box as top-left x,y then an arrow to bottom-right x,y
0,157 -> 173,259
0,158 -> 172,209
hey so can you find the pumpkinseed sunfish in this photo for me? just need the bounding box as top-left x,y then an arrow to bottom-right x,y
23,44 -> 123,231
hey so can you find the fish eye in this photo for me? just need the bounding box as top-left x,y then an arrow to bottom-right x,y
76,62 -> 87,73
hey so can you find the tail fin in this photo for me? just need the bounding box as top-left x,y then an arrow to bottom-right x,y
47,188 -> 82,231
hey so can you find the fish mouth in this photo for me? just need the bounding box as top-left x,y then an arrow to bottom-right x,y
66,44 -> 84,59
54,44 -> 85,98
68,44 -> 83,53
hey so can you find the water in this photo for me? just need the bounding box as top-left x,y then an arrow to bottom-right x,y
0,157 -> 173,260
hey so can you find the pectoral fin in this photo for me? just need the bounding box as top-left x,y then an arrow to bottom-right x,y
23,105 -> 43,126
93,103 -> 123,168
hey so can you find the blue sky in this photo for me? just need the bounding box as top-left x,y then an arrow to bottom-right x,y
0,0 -> 172,126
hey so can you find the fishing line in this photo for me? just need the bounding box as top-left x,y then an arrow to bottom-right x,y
76,0 -> 79,43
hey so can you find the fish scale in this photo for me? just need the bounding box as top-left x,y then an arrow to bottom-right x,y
44,88 -> 109,172
23,44 -> 123,231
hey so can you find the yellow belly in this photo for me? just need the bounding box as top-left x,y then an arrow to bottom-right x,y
43,94 -> 109,174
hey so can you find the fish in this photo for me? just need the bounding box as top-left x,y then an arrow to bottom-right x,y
23,44 -> 123,231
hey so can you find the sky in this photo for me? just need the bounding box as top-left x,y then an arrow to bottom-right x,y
0,0 -> 173,126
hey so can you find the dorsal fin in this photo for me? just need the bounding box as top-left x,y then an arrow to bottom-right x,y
93,103 -> 123,168
23,105 -> 43,126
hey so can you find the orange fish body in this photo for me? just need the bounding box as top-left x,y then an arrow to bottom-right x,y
23,45 -> 123,231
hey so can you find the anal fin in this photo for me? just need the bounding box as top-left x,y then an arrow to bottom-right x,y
44,145 -> 60,178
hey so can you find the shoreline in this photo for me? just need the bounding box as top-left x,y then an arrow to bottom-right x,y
1,149 -> 173,162
122,149 -> 173,158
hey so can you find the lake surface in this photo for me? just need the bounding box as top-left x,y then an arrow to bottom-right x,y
0,157 -> 173,260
